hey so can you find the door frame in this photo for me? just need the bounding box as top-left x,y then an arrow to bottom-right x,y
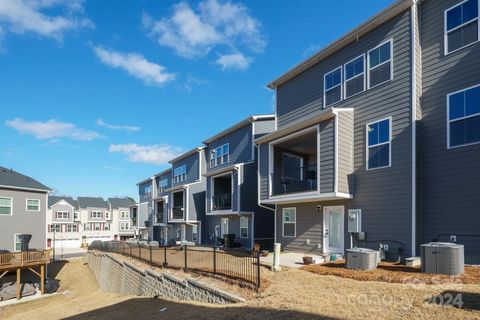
323,205 -> 345,254
221,218 -> 229,236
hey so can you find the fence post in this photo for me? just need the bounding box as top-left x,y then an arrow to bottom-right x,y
213,246 -> 217,274
256,249 -> 260,290
163,246 -> 168,267
149,245 -> 153,265
184,245 -> 188,271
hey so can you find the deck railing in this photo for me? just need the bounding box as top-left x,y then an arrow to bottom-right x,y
0,250 -> 50,271
89,241 -> 261,290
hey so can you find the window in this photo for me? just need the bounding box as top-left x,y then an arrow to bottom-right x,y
90,211 -> 102,219
214,225 -> 220,238
26,199 -> 40,211
210,144 -> 230,167
324,67 -> 342,107
173,165 -> 187,183
84,223 -> 91,231
192,224 -> 198,242
55,211 -> 69,220
176,228 -> 181,240
105,211 -> 111,219
367,118 -> 392,170
282,208 -> 296,238
93,223 -> 101,231
120,222 -> 130,231
74,211 -> 79,220
67,224 -> 78,232
0,197 -> 12,215
344,55 -> 365,98
368,40 -> 393,89
104,223 -> 111,231
445,0 -> 479,54
448,85 -> 480,148
158,178 -> 168,193
240,216 -> 248,238
50,224 -> 61,232
14,234 -> 21,252
120,211 -> 130,219
144,185 -> 152,199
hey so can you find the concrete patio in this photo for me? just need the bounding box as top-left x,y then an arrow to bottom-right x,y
260,252 -> 327,269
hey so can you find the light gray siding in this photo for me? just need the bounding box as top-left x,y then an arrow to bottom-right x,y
420,0 -> 480,261
156,172 -> 171,198
337,111 -> 355,194
0,188 -> 47,251
319,119 -> 335,193
254,119 -> 276,139
139,181 -> 152,203
51,202 -> 74,223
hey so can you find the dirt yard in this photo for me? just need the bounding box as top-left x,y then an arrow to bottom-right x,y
1,258 -> 479,320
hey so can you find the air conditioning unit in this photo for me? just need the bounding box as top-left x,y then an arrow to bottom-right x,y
346,248 -> 379,270
420,242 -> 464,276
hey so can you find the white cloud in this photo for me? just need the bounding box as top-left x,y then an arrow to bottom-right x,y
93,46 -> 176,86
0,0 -> 92,41
144,0 -> 265,68
109,143 -> 183,165
96,119 -> 140,132
216,52 -> 250,71
5,118 -> 101,141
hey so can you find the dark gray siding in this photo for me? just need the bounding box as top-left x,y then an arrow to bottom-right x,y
205,215 -> 252,248
319,119 -> 335,193
172,151 -> 200,187
258,144 -> 270,201
0,188 -> 47,251
420,0 -> 480,262
240,163 -> 257,212
139,181 -> 152,203
337,111 -> 355,194
156,172 -> 171,198
187,182 -> 206,222
254,119 -> 276,139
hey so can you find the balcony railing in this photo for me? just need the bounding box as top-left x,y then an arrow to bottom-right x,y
172,206 -> 184,220
271,164 -> 317,196
155,212 -> 164,223
212,193 -> 232,211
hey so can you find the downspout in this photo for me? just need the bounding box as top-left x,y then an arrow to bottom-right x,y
410,1 -> 418,257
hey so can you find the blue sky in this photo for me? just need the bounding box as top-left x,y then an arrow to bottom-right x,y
0,0 -> 393,200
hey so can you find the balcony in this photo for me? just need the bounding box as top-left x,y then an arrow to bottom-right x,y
212,193 -> 232,211
171,190 -> 185,220
271,164 -> 317,195
172,206 -> 184,220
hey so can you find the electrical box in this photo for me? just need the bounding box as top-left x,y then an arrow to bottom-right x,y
348,209 -> 362,233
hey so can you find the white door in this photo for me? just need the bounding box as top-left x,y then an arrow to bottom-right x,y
221,218 -> 229,236
323,206 -> 344,254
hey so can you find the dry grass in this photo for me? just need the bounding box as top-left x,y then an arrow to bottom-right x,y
302,261 -> 480,285
1,259 -> 479,320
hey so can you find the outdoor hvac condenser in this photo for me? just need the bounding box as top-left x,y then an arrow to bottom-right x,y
420,242 -> 464,276
346,248 -> 379,271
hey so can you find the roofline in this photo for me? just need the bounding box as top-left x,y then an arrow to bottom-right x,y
267,0 -> 413,89
168,146 -> 205,164
0,184 -> 51,193
153,168 -> 172,178
202,114 -> 275,144
48,199 -> 75,209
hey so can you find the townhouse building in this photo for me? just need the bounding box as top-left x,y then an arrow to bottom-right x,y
256,0 -> 480,262
47,196 -> 81,248
0,166 -> 50,252
108,197 -> 136,240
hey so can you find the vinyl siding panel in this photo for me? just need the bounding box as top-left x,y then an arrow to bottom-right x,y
420,0 -> 480,261
205,215 -> 252,248
156,172 -> 171,198
319,119 -> 335,193
172,152 -> 200,187
139,181 -> 152,203
258,144 -> 270,201
187,181 -> 206,222
51,203 -> 74,223
0,188 -> 47,251
337,111 -> 355,194
254,119 -> 276,139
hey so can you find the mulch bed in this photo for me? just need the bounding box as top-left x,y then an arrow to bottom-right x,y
301,260 -> 480,285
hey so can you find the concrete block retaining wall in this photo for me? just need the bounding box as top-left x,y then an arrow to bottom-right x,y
83,251 -> 244,304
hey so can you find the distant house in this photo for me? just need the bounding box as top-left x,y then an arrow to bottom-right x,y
0,166 -> 51,252
47,196 -> 81,248
108,197 -> 136,240
77,197 -> 111,245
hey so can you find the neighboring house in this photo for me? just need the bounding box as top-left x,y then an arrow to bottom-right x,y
108,197 -> 136,240
136,177 -> 154,240
257,0 -> 480,262
0,166 -> 50,252
151,169 -> 171,243
77,197 -> 112,245
47,196 -> 81,248
203,115 -> 276,249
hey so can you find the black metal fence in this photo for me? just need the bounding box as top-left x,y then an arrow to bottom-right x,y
89,241 -> 261,290
271,164 -> 317,195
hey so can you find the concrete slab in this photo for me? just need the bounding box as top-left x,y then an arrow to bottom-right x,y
260,252 -> 326,269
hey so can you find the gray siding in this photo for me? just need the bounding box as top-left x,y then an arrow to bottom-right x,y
258,144 -> 270,201
51,202 -> 75,223
205,215 -> 252,248
319,119 -> 335,193
172,151 -> 200,187
139,181 -> 152,203
337,111 -> 355,194
156,172 -> 171,198
187,181 -> 206,222
0,188 -> 47,251
420,0 -> 480,261
254,119 -> 276,139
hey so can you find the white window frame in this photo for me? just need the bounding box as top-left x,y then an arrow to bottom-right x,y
67,224 -> 78,232
26,199 -> 40,212
173,165 -> 187,183
120,211 -> 130,219
366,116 -> 392,171
367,38 -> 394,90
14,234 -> 21,252
55,211 -> 69,220
0,197 -> 13,216
192,224 -> 198,242
343,54 -> 366,99
90,211 -> 103,219
144,185 -> 152,199
323,66 -> 343,108
444,0 -> 480,55
210,143 -> 230,168
447,83 -> 480,149
240,216 -> 249,239
120,222 -> 130,231
170,190 -> 185,221
158,178 -> 168,193
93,223 -> 101,231
50,224 -> 61,233
282,207 -> 296,238
104,223 -> 111,231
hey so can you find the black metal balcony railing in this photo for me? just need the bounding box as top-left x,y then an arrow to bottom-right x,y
212,193 -> 232,211
172,206 -> 184,220
271,164 -> 317,195
155,213 -> 163,223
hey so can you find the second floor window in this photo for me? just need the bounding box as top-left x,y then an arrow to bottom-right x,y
56,211 -> 68,220
210,144 -> 229,167
367,117 -> 391,170
158,178 -> 168,193
344,55 -> 365,98
324,67 -> 342,107
90,211 -> 103,219
144,185 -> 152,198
120,211 -> 130,219
26,199 -> 40,211
50,224 -> 61,232
445,0 -> 479,54
0,197 -> 12,215
448,85 -> 480,148
368,40 -> 392,89
173,165 -> 187,183
67,224 -> 78,232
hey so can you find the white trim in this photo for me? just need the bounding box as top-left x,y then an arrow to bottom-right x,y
220,218 -> 229,236
173,165 -> 187,183
323,205 -> 345,254
446,83 -> 480,149
323,66 -> 343,108
25,198 -> 40,212
0,196 -> 13,216
55,211 -> 69,220
263,192 -> 352,205
250,212 -> 254,249
49,199 -> 75,209
281,207 -> 296,238
236,165 -> 241,212
210,143 -> 230,168
317,125 -> 321,192
366,116 -> 392,171
343,53 -> 366,99
334,116 -> 339,192
251,122 -> 256,161
169,189 -> 186,222
13,233 -> 21,252
444,0 -> 480,55
240,216 -> 249,239
367,38 -> 394,90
